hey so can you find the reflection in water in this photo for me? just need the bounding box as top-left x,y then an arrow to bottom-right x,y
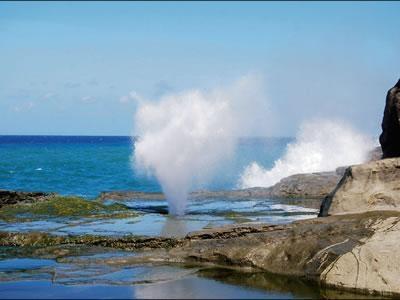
160,216 -> 188,238
196,268 -> 387,300
132,276 -> 271,299
0,256 -> 388,299
197,268 -> 320,298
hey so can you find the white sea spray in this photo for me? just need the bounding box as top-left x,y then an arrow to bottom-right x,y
134,75 -> 269,215
239,119 -> 374,188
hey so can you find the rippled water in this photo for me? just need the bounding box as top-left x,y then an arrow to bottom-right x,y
0,135 -> 291,197
0,197 -> 318,237
0,254 -> 320,299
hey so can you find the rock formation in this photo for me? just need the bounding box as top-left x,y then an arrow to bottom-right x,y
379,79 -> 400,158
261,168 -> 345,199
3,211 -> 400,297
319,158 -> 400,216
0,190 -> 54,208
99,168 -> 345,203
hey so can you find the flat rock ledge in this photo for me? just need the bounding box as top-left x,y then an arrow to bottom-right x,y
99,167 -> 346,203
2,211 -> 400,297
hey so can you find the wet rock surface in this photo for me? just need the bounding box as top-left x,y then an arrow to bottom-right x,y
0,195 -> 136,222
0,190 -> 55,208
1,211 -> 399,297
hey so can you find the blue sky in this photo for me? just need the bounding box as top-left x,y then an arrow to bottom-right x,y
1,1 -> 399,136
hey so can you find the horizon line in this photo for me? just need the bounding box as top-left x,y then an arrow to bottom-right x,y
0,134 -> 294,139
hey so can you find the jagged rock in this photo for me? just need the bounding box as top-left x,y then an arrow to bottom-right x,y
379,79 -> 400,158
0,190 -> 55,208
319,158 -> 400,216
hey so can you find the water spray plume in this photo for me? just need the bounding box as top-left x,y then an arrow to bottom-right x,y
134,75 -> 267,215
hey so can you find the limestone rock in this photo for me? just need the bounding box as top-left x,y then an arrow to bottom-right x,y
166,211 -> 400,297
379,79 -> 400,158
319,158 -> 400,216
321,216 -> 400,296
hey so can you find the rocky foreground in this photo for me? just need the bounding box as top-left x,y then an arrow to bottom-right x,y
1,80 -> 400,297
1,158 -> 399,296
1,208 -> 399,297
1,157 -> 400,297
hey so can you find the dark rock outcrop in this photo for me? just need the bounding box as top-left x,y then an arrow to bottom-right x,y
0,190 -> 54,208
379,79 -> 400,158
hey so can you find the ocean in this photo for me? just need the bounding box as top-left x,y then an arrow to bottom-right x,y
0,135 -> 338,299
0,135 -> 291,197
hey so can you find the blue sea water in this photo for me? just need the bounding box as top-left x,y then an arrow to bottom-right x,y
0,135 -> 290,197
0,136 -> 332,299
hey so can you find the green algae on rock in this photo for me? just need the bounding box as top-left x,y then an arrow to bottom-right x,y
0,196 -> 137,222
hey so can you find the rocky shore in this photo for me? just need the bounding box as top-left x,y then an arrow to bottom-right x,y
1,209 -> 399,297
1,79 -> 399,297
99,169 -> 345,202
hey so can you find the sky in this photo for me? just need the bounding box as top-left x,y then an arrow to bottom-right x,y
1,1 -> 399,136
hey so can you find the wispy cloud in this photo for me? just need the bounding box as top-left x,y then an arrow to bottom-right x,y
119,90 -> 144,104
87,79 -> 98,86
13,101 -> 35,112
81,95 -> 96,103
43,92 -> 57,100
64,82 -> 81,89
153,80 -> 174,97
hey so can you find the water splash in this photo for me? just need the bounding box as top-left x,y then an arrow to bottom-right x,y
239,119 -> 374,188
134,75 -> 268,215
